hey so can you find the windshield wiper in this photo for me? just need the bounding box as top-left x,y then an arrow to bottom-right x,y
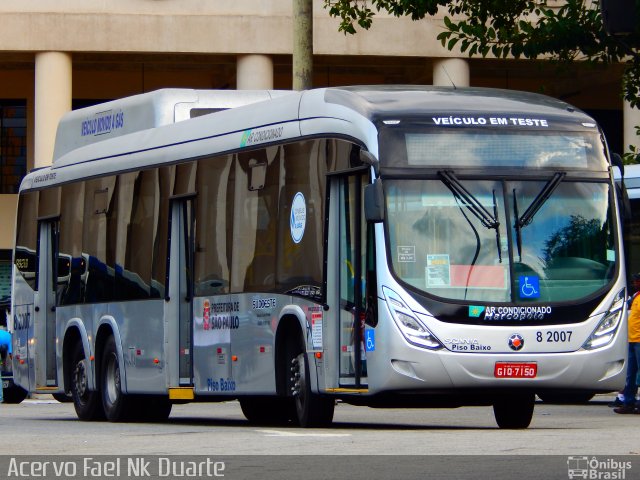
438,170 -> 502,262
513,171 -> 566,261
516,172 -> 566,228
513,189 -> 523,261
439,170 -> 499,229
492,189 -> 502,263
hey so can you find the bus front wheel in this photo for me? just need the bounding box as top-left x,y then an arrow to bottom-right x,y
290,351 -> 335,428
101,336 -> 135,422
70,343 -> 104,421
493,392 -> 535,429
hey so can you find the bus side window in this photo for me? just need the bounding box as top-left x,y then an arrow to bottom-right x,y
58,182 -> 85,305
237,149 -> 277,292
15,192 -> 39,291
123,170 -> 161,299
83,178 -> 116,303
194,155 -> 233,296
275,141 -> 325,295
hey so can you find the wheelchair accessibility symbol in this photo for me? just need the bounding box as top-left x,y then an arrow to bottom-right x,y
519,275 -> 540,299
365,329 -> 375,352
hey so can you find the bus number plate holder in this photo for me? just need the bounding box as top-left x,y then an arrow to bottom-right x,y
494,362 -> 537,378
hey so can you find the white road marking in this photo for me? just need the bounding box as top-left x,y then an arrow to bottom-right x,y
256,429 -> 351,437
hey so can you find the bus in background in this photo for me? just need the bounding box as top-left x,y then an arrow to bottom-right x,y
10,86 -> 627,428
537,160 -> 634,405
1,248 -> 28,404
619,163 -> 640,279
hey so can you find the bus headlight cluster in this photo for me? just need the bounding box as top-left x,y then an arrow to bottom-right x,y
383,287 -> 443,350
583,288 -> 625,350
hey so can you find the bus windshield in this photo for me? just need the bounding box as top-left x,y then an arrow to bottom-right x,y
384,170 -> 616,304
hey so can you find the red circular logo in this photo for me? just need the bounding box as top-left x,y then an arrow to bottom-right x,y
508,334 -> 524,351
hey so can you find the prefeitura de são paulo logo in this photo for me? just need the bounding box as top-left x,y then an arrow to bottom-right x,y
508,333 -> 524,351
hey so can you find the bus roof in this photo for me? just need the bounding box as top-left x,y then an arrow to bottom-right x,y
52,88 -> 294,163
23,86 -> 603,192
322,85 -> 595,123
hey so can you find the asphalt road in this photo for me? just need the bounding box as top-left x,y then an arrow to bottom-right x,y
1,394 -> 638,480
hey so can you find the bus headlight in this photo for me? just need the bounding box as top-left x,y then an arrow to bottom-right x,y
383,287 -> 443,350
582,288 -> 625,350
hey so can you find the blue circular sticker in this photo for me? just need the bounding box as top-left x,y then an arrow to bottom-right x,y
290,192 -> 306,244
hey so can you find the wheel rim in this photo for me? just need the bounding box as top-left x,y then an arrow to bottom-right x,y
73,359 -> 89,402
104,353 -> 120,408
292,353 -> 306,413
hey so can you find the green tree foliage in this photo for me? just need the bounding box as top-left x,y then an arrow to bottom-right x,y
324,0 -> 640,160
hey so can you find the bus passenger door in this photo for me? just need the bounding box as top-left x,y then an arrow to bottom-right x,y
166,198 -> 195,387
34,219 -> 59,390
327,170 -> 371,388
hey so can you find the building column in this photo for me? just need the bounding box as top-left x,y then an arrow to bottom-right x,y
624,100 -> 640,156
236,55 -> 274,90
35,52 -> 72,168
432,58 -> 470,87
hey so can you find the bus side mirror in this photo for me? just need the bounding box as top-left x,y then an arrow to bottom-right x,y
364,179 -> 384,223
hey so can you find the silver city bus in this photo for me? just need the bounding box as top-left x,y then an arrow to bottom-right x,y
10,86 -> 627,428
619,163 -> 640,278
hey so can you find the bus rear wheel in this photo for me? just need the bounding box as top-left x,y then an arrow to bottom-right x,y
493,392 -> 535,429
290,351 -> 335,428
70,343 -> 104,421
101,336 -> 136,422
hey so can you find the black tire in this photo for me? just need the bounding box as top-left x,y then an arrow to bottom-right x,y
493,392 -> 535,429
240,396 -> 294,425
101,336 -> 135,422
52,392 -> 73,403
70,342 -> 104,421
290,346 -> 335,428
2,384 -> 28,404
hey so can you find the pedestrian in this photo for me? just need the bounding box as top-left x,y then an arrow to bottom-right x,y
614,273 -> 640,414
0,325 -> 11,404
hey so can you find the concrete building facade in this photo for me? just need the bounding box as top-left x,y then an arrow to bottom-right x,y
0,1 -> 632,250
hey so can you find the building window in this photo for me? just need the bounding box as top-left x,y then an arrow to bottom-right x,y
0,100 -> 27,194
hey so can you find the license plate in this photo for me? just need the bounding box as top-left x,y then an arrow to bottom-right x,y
494,362 -> 537,378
